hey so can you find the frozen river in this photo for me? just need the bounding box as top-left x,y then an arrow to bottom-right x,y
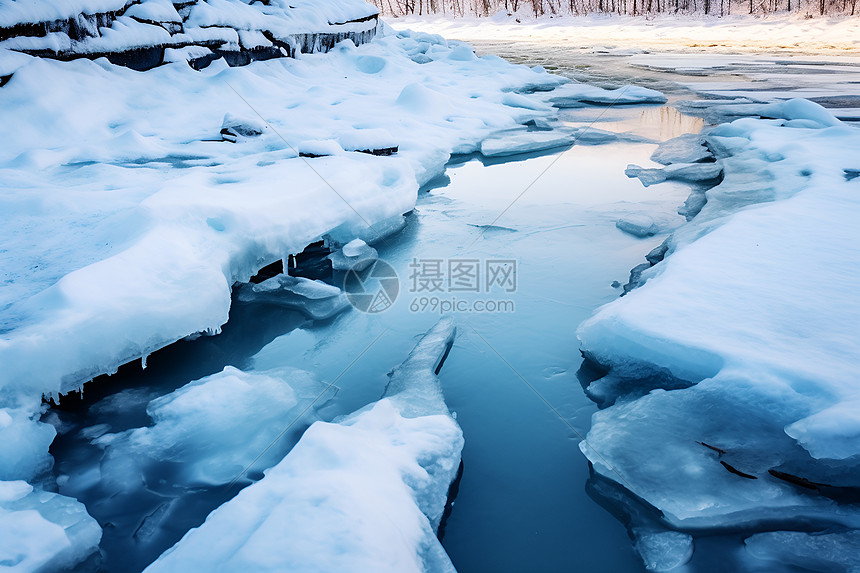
47,38 -> 860,573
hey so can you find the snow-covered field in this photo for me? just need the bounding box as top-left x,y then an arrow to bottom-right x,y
396,12 -> 860,54
3,1 -> 860,571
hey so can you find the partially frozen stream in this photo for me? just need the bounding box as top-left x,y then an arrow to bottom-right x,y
45,42 -> 860,573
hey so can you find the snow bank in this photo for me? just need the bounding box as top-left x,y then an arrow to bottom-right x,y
577,100 -> 860,565
0,30 -> 563,401
145,319 -> 463,573
0,0 -> 380,66
0,17 -> 567,570
395,14 -> 860,55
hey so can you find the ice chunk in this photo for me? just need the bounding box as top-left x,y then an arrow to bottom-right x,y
145,320 -> 463,573
481,129 -> 576,157
633,529 -> 693,572
0,481 -> 101,573
547,82 -> 667,107
96,365 -> 329,487
650,133 -> 714,165
625,162 -> 723,187
615,215 -> 659,238
745,530 -> 860,572
297,139 -> 343,157
578,104 -> 860,558
328,238 -> 378,271
0,408 -> 56,482
236,274 -> 350,321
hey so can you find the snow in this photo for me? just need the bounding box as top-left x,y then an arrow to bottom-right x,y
0,0 -> 129,28
546,82 -> 667,106
0,28 -> 564,399
144,319 -> 462,573
394,13 -> 860,55
480,129 -> 576,157
0,480 -> 101,573
0,12 -> 573,571
577,100 -> 860,557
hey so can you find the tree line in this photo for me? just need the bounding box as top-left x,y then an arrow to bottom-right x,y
371,0 -> 857,17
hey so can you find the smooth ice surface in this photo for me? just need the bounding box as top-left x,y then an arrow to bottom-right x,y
145,320 -> 463,573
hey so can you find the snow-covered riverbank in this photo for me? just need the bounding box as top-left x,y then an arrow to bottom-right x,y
396,12 -> 860,55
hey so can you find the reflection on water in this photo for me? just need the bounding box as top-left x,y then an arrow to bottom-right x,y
560,104 -> 705,141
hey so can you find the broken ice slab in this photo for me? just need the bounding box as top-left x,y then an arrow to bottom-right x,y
0,480 -> 101,572
328,238 -> 378,271
480,129 -> 577,157
546,82 -> 667,107
236,274 -> 349,321
144,319 -> 463,573
625,162 -> 723,187
649,132 -> 715,165
94,365 -> 333,488
615,214 -> 659,238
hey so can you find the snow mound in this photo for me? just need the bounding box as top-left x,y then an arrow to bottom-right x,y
145,319 -> 463,573
578,99 -> 860,563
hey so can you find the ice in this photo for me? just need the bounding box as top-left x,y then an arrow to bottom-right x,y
625,162 -> 723,187
480,129 -> 576,157
649,133 -> 714,165
0,21 -> 564,435
745,530 -> 860,572
0,406 -> 55,482
578,100 -> 860,556
615,214 -> 659,238
633,529 -> 693,573
545,82 -> 667,107
328,238 -> 378,271
236,274 -> 349,320
95,366 -> 328,487
0,480 -> 101,573
145,319 -> 462,573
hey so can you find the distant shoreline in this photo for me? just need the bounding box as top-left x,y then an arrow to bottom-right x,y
391,13 -> 860,55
